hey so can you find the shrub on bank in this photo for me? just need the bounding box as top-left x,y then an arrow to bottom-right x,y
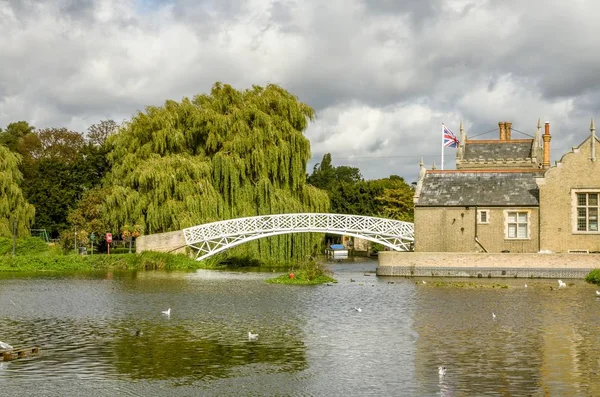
585,269 -> 600,284
266,259 -> 336,285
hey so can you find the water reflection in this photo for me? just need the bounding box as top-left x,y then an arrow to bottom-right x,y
1,262 -> 600,396
411,279 -> 600,396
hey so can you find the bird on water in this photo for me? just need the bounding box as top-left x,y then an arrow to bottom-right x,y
0,341 -> 13,350
162,308 -> 171,316
248,332 -> 259,341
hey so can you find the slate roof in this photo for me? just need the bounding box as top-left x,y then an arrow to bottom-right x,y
416,171 -> 542,206
463,140 -> 534,161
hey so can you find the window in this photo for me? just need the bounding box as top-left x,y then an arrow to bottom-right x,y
576,192 -> 599,232
506,211 -> 528,239
477,210 -> 489,224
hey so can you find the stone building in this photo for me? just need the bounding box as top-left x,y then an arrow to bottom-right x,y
413,120 -> 600,253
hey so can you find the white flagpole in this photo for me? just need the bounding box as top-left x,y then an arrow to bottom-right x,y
441,123 -> 445,170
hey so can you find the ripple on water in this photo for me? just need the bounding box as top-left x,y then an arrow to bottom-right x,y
0,267 -> 600,396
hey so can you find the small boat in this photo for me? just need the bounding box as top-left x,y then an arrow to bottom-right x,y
325,244 -> 349,259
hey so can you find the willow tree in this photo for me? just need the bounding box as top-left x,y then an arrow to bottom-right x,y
103,83 -> 329,263
0,145 -> 35,237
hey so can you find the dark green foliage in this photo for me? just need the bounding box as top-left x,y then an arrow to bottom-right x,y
21,129 -> 110,237
585,269 -> 600,284
24,158 -> 83,235
308,153 -> 362,190
307,154 -> 414,221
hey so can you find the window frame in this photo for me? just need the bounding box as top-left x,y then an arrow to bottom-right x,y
572,190 -> 600,234
504,210 -> 530,240
477,209 -> 490,224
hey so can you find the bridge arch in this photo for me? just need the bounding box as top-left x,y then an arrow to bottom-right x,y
183,213 -> 414,261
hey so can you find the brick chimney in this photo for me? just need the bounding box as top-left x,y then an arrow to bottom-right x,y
498,122 -> 506,140
543,122 -> 551,168
505,122 -> 512,140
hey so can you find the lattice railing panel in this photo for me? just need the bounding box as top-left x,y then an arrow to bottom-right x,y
183,213 -> 414,260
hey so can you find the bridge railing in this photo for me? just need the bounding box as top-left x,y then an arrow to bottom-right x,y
184,213 -> 414,243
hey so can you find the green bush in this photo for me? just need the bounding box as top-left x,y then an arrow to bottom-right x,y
585,269 -> 600,284
266,258 -> 336,285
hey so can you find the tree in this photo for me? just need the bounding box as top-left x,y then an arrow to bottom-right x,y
65,187 -> 111,247
19,128 -> 99,237
334,165 -> 362,184
87,120 -> 118,146
103,82 -> 329,263
308,153 -> 335,189
308,153 -> 362,190
0,146 -> 35,237
0,121 -> 35,153
26,127 -> 86,162
327,175 -> 414,219
374,175 -> 415,221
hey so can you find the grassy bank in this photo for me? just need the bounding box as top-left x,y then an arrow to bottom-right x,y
0,251 -> 204,272
0,237 -> 324,273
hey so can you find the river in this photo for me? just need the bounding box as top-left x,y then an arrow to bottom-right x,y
0,259 -> 599,396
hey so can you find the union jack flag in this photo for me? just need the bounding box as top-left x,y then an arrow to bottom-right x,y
443,124 -> 459,148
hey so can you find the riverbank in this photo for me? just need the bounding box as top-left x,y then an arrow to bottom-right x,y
0,252 -> 207,272
377,252 -> 600,279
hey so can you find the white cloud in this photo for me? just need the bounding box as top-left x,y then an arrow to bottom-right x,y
1,0 -> 600,182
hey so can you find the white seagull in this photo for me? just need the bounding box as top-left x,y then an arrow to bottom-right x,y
492,312 -> 496,319
524,283 -> 528,288
0,341 -> 13,350
248,332 -> 259,341
558,280 -> 566,288
354,307 -> 362,312
596,290 -> 600,296
162,308 -> 171,316
438,366 -> 446,377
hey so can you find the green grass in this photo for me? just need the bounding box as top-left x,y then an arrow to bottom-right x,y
0,238 -> 325,274
0,237 -> 52,256
0,251 -> 203,272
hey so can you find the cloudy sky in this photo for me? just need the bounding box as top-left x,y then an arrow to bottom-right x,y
1,0 -> 598,182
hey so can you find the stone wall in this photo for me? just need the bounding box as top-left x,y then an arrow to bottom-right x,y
415,206 -> 540,253
136,230 -> 187,254
377,251 -> 599,279
537,137 -> 600,253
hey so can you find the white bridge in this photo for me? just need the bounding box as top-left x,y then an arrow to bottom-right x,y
183,213 -> 414,261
